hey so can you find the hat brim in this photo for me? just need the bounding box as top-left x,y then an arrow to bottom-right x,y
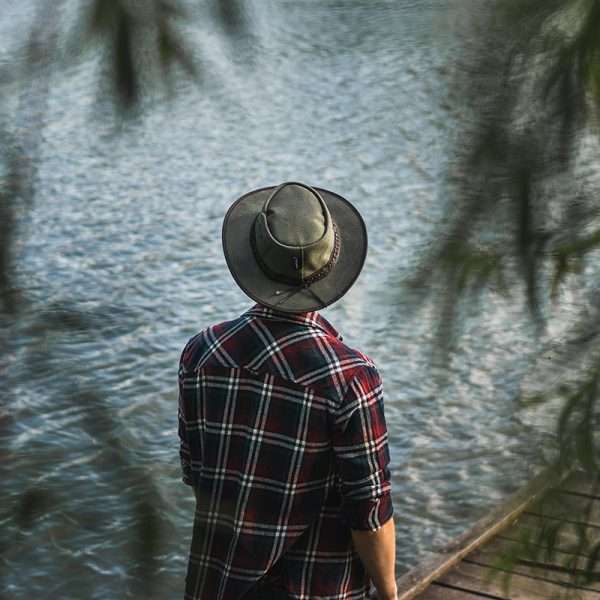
222,185 -> 367,313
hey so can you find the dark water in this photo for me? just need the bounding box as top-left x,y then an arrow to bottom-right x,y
0,1 -> 578,598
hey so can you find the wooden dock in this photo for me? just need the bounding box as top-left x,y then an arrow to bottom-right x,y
392,467 -> 600,600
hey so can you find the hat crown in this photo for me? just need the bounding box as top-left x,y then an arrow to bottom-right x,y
252,182 -> 337,286
266,184 -> 327,246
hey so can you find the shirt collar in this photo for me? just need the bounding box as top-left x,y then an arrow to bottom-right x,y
242,304 -> 343,341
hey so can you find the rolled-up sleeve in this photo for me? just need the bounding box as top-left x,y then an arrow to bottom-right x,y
178,354 -> 193,486
332,365 -> 394,531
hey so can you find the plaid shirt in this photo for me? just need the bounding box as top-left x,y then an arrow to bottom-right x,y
178,304 -> 394,600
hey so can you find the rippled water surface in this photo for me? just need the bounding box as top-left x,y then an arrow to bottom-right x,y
0,1 -> 578,598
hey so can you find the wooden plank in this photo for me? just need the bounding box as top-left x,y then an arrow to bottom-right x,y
558,471 -> 600,498
416,581 -> 499,600
395,467 -> 569,600
471,536 -> 592,573
501,512 -> 600,557
524,510 -> 600,533
465,538 -> 600,592
437,560 -> 600,599
529,486 -> 600,529
498,530 -> 591,560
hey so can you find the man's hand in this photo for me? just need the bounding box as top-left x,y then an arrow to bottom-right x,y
351,516 -> 397,600
367,585 -> 398,600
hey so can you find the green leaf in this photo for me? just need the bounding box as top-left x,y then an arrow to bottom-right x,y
574,375 -> 598,471
113,7 -> 138,110
157,0 -> 187,19
14,488 -> 55,529
575,419 -> 597,471
558,388 -> 583,449
537,519 -> 563,563
486,549 -> 517,586
87,0 -> 119,38
584,540 -> 600,583
521,392 -> 550,407
215,0 -> 246,35
158,21 -> 199,81
551,253 -> 568,302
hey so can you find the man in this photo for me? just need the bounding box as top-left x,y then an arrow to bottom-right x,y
178,182 -> 396,600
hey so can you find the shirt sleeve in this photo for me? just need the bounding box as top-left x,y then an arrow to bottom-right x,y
178,350 -> 193,486
331,364 -> 394,531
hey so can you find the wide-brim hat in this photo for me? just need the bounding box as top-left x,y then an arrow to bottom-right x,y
222,182 -> 367,313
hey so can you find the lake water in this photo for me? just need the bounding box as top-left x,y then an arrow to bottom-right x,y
0,1 -> 578,598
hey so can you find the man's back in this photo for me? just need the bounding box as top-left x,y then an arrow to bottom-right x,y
178,304 -> 394,600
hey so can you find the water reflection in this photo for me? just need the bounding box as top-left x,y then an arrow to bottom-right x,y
0,1 -> 570,598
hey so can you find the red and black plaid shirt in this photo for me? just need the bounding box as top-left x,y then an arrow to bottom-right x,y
178,304 -> 394,600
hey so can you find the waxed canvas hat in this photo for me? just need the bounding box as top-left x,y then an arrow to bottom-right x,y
222,182 -> 368,313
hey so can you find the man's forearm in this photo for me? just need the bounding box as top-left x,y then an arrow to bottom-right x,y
351,516 -> 397,600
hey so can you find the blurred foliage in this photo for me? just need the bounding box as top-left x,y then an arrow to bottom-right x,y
412,0 -> 600,339
0,0 -> 247,596
72,0 -> 201,109
408,0 -> 600,595
0,0 -> 248,308
1,0 -> 600,597
0,141 -> 21,314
